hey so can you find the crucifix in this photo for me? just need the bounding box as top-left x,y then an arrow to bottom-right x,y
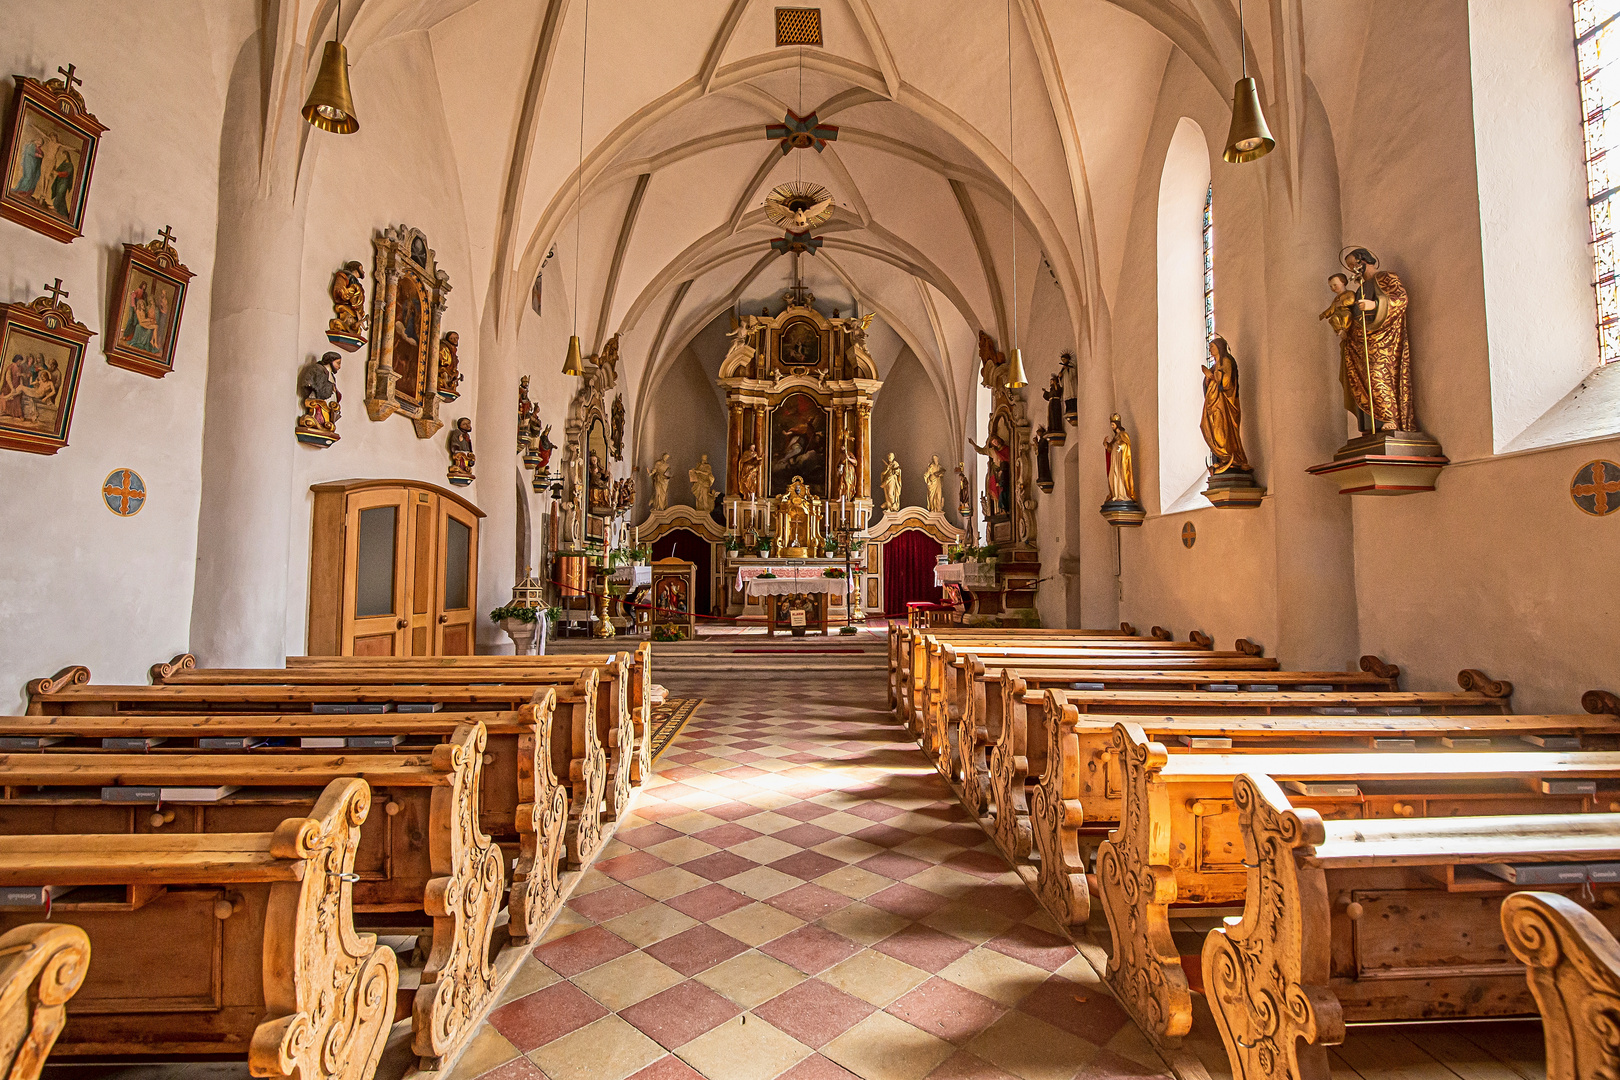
157,225 -> 177,248
42,279 -> 68,306
57,64 -> 81,93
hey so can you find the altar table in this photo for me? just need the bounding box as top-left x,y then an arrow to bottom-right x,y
743,575 -> 850,636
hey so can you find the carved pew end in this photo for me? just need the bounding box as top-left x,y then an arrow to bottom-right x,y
1457,668 -> 1513,698
1188,630 -> 1213,648
24,666 -> 90,699
148,652 -> 197,683
1583,689 -> 1620,716
1150,626 -> 1172,642
1501,889 -> 1620,1080
1120,622 -> 1137,636
0,923 -> 91,1080
1359,654 -> 1400,681
1234,638 -> 1263,657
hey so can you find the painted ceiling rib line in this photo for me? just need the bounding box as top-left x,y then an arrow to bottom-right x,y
912,276 -> 965,453
700,0 -> 753,93
951,178 -> 1009,348
593,172 -> 651,353
844,0 -> 902,99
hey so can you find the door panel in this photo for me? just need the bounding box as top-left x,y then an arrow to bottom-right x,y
342,488 -> 408,655
437,500 -> 478,655
406,492 -> 438,656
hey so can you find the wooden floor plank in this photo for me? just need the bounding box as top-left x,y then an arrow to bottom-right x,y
1412,1029 -> 1530,1080
1335,1029 -> 1461,1080
1454,1021 -> 1546,1080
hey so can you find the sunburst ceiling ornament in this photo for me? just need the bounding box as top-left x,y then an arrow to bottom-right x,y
765,181 -> 835,232
765,109 -> 839,154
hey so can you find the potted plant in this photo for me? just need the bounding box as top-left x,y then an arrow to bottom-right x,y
946,543 -> 964,563
490,604 -> 542,655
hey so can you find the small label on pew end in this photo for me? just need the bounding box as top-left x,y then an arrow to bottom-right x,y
311,702 -> 394,714
1588,863 -> 1620,883
1523,734 -> 1581,750
0,735 -> 64,749
1285,780 -> 1360,797
0,885 -> 76,907
101,736 -> 167,749
1373,738 -> 1417,750
395,703 -> 443,713
1541,779 -> 1598,795
1178,735 -> 1233,749
1479,862 -> 1589,885
102,784 -> 240,803
199,736 -> 267,749
1380,707 -> 1422,716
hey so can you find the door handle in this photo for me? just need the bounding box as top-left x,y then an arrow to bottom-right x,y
438,614 -> 449,624
396,618 -> 407,629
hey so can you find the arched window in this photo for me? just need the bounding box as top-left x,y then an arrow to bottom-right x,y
1157,118 -> 1213,514
1576,1 -> 1620,363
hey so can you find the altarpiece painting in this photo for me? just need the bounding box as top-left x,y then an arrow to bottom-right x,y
770,392 -> 828,497
366,224 -> 452,438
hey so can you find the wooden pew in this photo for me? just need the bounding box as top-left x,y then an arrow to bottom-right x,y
950,657 -> 1400,809
26,670 -> 611,869
278,645 -> 655,785
0,778 -> 397,1080
0,692 -> 575,941
1202,776 -> 1620,1080
1500,891 -> 1620,1080
0,729 -> 498,1070
148,651 -> 643,819
1024,695 -> 1620,931
1093,728 -> 1620,1049
0,923 -> 90,1080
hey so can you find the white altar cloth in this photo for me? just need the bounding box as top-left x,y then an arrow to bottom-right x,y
744,576 -> 850,599
734,564 -> 837,590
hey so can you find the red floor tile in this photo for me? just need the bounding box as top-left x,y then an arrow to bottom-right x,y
984,924 -> 1079,972
626,1057 -> 708,1080
886,977 -> 1007,1044
596,850 -> 673,882
768,851 -> 848,881
752,978 -> 876,1048
1017,975 -> 1132,1042
700,801 -> 765,822
530,925 -> 636,977
777,801 -> 838,821
925,1050 -> 1022,1080
477,1056 -> 552,1080
486,980 -> 608,1051
619,980 -> 743,1049
664,883 -> 756,921
757,924 -> 863,974
774,1054 -> 861,1080
773,823 -> 843,849
567,882 -> 657,922
683,851 -> 760,881
854,850 -> 934,880
765,882 -> 853,920
844,801 -> 908,822
617,823 -> 685,849
850,823 -> 917,849
943,849 -> 1012,879
865,883 -> 951,920
643,924 -> 751,976
692,823 -> 764,848
871,924 -> 975,973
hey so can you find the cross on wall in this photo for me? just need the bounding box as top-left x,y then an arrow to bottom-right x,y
56,64 -> 81,92
102,470 -> 143,516
156,225 -> 176,248
1572,461 -> 1620,515
42,279 -> 68,305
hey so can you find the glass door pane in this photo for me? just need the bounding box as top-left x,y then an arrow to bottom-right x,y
355,506 -> 398,617
444,516 -> 471,610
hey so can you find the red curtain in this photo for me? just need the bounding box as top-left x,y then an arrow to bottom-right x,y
883,529 -> 943,615
652,529 -> 713,615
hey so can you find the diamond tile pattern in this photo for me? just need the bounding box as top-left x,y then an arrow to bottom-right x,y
448,670 -> 1169,1080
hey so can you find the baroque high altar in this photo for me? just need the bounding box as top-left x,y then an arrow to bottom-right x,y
718,293 -> 882,555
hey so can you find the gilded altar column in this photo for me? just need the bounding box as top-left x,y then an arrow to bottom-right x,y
727,402 -> 743,494
856,402 -> 872,499
752,406 -> 766,488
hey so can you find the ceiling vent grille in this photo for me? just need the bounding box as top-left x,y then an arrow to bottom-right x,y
776,8 -> 822,47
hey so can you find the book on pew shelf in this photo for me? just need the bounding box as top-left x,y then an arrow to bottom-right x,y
1177,735 -> 1233,749
199,736 -> 267,749
1541,779 -> 1597,795
1067,682 -> 1105,691
1298,684 -> 1334,692
348,734 -> 407,748
101,736 -> 167,749
1374,738 -> 1417,750
1204,684 -> 1240,692
0,735 -> 64,749
310,702 -> 394,714
0,885 -> 76,908
1313,707 -> 1358,715
1243,685 -> 1280,692
1440,736 -> 1494,748
1588,863 -> 1620,884
300,736 -> 347,748
101,784 -> 240,803
1284,780 -> 1360,797
1479,862 -> 1588,885
1522,734 -> 1581,749
395,703 -> 443,713
1380,707 -> 1422,716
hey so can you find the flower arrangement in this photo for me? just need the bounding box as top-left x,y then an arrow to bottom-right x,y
822,568 -> 846,578
489,604 -> 539,624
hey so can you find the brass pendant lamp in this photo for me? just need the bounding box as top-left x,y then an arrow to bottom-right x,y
1003,0 -> 1027,389
302,0 -> 359,134
1223,0 -> 1274,163
562,0 -> 590,378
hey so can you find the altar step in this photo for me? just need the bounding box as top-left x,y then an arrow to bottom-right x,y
647,638 -> 886,678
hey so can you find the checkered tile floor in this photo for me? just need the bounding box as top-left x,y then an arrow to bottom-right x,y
448,675 -> 1172,1080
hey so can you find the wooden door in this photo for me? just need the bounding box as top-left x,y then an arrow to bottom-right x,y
342,487 -> 409,656
436,498 -> 479,655
403,489 -> 440,657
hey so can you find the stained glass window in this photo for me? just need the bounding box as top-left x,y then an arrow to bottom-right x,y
1202,184 -> 1215,342
1576,0 -> 1620,362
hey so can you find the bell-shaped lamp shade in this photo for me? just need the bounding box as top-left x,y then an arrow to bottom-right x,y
302,41 -> 359,134
562,334 -> 585,377
1224,77 -> 1273,163
1005,347 -> 1028,389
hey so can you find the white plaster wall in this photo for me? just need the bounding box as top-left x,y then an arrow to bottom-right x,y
0,1 -> 255,707
1156,117 -> 1213,515
1468,0 -> 1603,452
871,346 -> 955,515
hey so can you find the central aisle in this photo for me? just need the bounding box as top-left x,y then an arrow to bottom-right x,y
449,667 -> 1172,1080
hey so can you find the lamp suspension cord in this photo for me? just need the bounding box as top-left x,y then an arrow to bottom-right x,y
1006,0 -> 1017,352
1239,0 -> 1246,79
575,0 -> 589,340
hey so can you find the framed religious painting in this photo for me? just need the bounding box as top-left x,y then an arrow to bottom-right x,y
585,414 -> 611,541
0,282 -> 95,455
105,228 -> 194,378
770,392 -> 829,497
365,224 -> 451,438
0,67 -> 107,244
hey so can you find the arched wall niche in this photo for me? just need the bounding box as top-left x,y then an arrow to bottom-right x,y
1156,116 -> 1212,515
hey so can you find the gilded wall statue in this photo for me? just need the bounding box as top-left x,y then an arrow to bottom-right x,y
689,454 -> 716,512
436,331 -> 461,402
737,443 -> 763,498
326,262 -> 368,350
446,417 -> 475,485
1199,336 -> 1250,474
923,455 -> 945,513
646,452 -> 671,511
1327,247 -> 1416,433
955,461 -> 971,516
835,432 -> 858,499
296,352 -> 343,447
880,452 -> 903,512
1103,413 -> 1136,504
